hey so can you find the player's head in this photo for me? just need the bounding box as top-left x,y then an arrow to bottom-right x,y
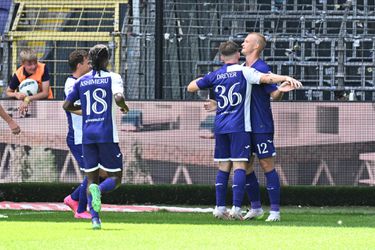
241,32 -> 266,56
19,48 -> 38,74
219,40 -> 241,63
89,44 -> 110,72
68,50 -> 90,76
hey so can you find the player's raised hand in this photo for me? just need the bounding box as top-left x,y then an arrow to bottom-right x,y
204,99 -> 217,112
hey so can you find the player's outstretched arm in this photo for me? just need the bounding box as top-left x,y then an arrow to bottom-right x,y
0,104 -> 21,134
114,93 -> 129,114
277,81 -> 300,92
260,74 -> 302,89
187,77 -> 203,92
270,80 -> 302,101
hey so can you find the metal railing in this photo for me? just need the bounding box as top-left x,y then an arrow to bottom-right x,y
3,0 -> 127,99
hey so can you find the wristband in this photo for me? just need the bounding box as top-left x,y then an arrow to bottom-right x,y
24,96 -> 31,104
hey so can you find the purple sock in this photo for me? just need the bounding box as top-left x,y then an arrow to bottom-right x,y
265,169 -> 281,212
245,172 -> 262,209
70,185 -> 81,201
232,169 -> 246,208
215,170 -> 230,206
77,177 -> 88,213
99,177 -> 117,193
87,194 -> 99,219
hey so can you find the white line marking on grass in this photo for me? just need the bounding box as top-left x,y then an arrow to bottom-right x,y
17,211 -> 59,216
0,201 -> 215,213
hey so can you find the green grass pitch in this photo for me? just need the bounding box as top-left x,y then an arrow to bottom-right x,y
0,207 -> 374,250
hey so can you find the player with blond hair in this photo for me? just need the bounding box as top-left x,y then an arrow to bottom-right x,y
188,40 -> 301,220
205,33 -> 296,222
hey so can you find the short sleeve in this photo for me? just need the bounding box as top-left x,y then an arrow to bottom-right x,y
64,77 -> 81,104
242,67 -> 261,85
9,74 -> 20,90
196,73 -> 213,89
42,65 -> 50,81
64,77 -> 75,97
111,73 -> 124,95
65,81 -> 80,103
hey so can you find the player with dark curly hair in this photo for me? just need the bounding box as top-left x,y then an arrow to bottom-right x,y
63,44 -> 129,229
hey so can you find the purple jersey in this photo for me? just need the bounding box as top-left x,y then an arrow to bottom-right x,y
197,63 -> 261,134
248,59 -> 278,133
66,70 -> 124,144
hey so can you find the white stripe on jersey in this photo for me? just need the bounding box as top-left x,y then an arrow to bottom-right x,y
241,67 -> 262,85
226,64 -> 260,132
244,83 -> 252,132
226,64 -> 261,85
64,77 -> 83,145
241,66 -> 262,132
93,70 -> 124,143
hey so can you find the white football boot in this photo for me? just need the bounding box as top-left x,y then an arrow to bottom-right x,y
229,206 -> 243,220
213,206 -> 229,220
243,208 -> 264,220
265,211 -> 281,222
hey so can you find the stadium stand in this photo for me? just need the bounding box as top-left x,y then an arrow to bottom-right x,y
1,0 -> 374,100
0,0 -> 11,35
122,0 -> 375,100
1,0 -> 127,99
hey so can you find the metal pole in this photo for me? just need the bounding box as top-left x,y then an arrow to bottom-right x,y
1,39 -> 10,97
155,0 -> 163,99
2,1 -> 16,96
336,1 -> 352,89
